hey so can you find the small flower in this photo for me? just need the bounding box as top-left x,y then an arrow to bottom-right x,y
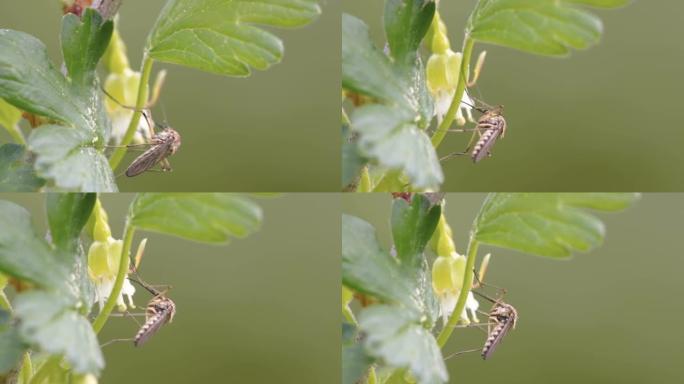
101,22 -> 151,145
425,13 -> 475,125
87,199 -> 136,312
432,252 -> 479,325
87,235 -> 136,312
104,69 -> 149,145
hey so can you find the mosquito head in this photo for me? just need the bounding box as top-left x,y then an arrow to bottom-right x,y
159,127 -> 182,154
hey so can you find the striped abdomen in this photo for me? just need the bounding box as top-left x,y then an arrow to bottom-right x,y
481,302 -> 517,360
134,296 -> 176,347
472,111 -> 506,163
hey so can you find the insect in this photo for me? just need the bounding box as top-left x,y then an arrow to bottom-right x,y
124,122 -> 182,177
101,86 -> 182,177
129,277 -> 177,347
478,293 -> 518,360
441,102 -> 507,163
444,269 -> 518,361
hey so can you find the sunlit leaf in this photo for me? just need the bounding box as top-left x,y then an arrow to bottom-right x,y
28,126 -> 116,192
472,193 -> 640,258
342,214 -> 416,310
0,10 -> 116,191
467,0 -> 630,56
0,30 -> 84,126
359,305 -> 447,384
342,14 -> 408,107
147,0 -> 321,77
0,144 -> 45,192
352,105 -> 443,190
129,193 -> 263,243
0,201 -> 68,288
13,291 -> 103,375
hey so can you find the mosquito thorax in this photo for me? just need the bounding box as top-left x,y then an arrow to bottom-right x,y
157,127 -> 181,154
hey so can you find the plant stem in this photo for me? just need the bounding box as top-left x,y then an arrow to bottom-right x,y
92,222 -> 135,333
436,237 -> 479,347
6,124 -> 26,146
20,353 -> 32,384
431,36 -> 474,148
108,54 -> 153,171
29,355 -> 61,384
368,366 -> 377,384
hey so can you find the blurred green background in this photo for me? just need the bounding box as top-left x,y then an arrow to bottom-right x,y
1,193 -> 339,383
343,1 -> 684,191
0,0 -> 339,192
343,193 -> 684,383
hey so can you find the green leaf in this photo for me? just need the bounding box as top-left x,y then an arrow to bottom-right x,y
341,124 -> 366,189
391,194 -> 441,271
384,0 -> 435,68
351,105 -> 443,190
0,310 -> 27,375
147,0 -> 320,77
61,9 -> 114,87
0,201 -> 69,288
47,193 -> 96,254
467,0 -> 630,56
0,16 -> 116,191
359,305 -> 447,384
0,30 -> 85,126
28,125 -> 117,192
13,291 -> 103,375
342,323 -> 373,384
472,193 -> 640,258
342,214 -> 416,309
342,14 -> 408,107
129,193 -> 263,243
0,144 -> 45,192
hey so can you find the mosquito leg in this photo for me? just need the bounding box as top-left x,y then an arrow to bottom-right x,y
444,348 -> 481,361
101,338 -> 134,348
160,158 -> 173,172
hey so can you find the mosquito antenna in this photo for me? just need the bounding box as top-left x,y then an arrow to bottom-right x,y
158,100 -> 169,129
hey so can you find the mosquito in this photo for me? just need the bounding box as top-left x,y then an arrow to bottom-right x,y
444,270 -> 518,360
128,276 -> 177,347
101,86 -> 182,177
440,58 -> 508,163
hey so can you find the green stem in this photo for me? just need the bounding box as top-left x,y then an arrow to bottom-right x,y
20,353 -> 32,384
431,36 -> 474,148
92,222 -> 135,333
436,238 -> 479,347
29,355 -> 61,384
368,366 -> 377,384
6,124 -> 26,145
108,54 -> 154,171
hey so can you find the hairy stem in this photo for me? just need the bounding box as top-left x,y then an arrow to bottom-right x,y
431,36 -> 474,148
108,54 -> 153,171
436,237 -> 478,347
92,222 -> 135,333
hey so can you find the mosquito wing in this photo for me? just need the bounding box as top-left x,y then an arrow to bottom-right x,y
125,144 -> 169,177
